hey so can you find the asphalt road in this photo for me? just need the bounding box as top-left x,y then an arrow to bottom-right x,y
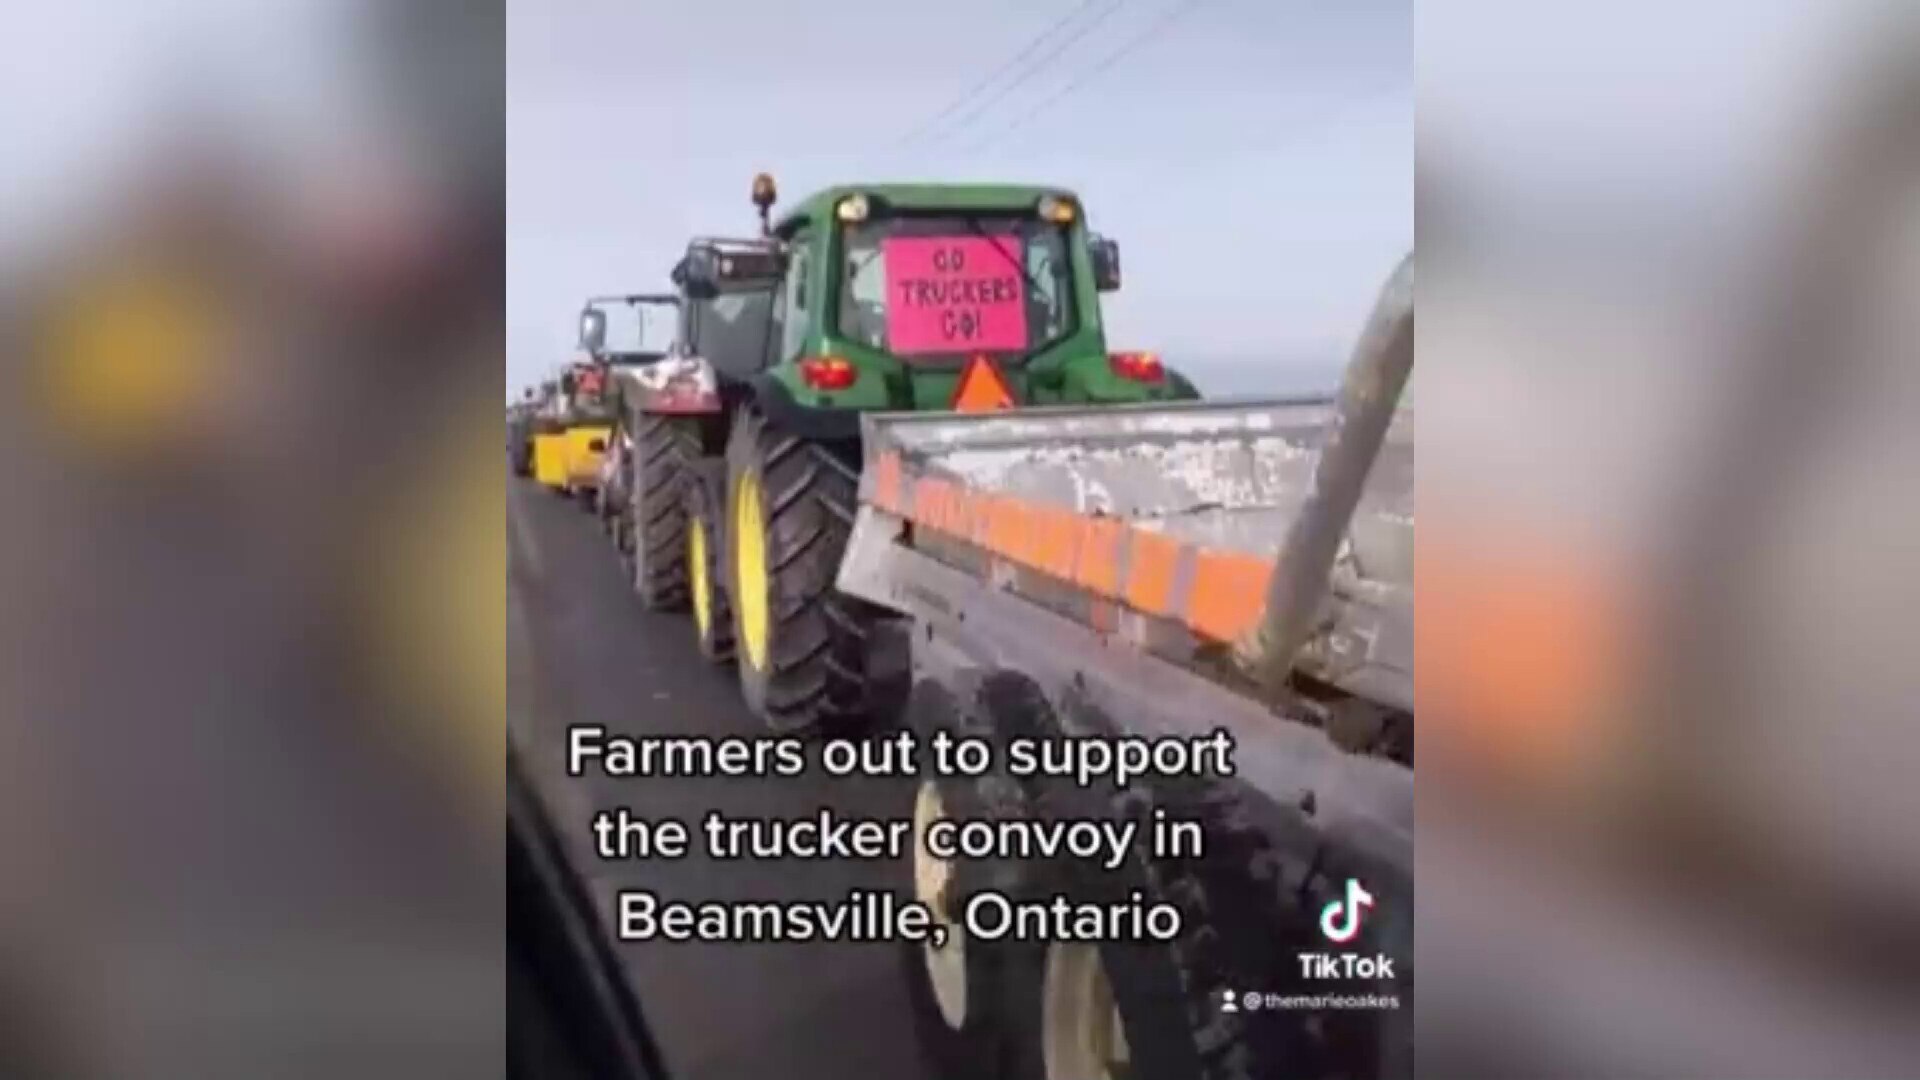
507,477 -> 937,1080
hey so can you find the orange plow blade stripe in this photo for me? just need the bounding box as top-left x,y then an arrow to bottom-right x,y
876,448 -> 1276,645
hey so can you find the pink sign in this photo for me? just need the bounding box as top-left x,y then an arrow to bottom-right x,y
882,235 -> 1029,355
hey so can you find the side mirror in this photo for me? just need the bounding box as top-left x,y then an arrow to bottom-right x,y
578,308 -> 607,354
1090,235 -> 1121,293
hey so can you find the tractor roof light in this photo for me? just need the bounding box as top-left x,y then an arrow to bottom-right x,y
752,173 -> 779,236
835,194 -> 871,223
751,173 -> 778,209
1037,195 -> 1077,224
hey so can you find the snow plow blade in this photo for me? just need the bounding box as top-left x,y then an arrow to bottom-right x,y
838,258 -> 1413,713
838,393 -> 1410,707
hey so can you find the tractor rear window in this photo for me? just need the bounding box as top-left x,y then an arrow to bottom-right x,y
689,288 -> 776,377
837,214 -> 1076,361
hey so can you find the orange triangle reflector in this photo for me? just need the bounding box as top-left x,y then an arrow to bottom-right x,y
952,354 -> 1015,413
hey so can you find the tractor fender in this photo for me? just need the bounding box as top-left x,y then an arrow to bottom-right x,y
744,374 -> 864,443
617,354 -> 723,415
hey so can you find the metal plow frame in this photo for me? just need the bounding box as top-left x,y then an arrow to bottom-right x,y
839,397 -> 1413,709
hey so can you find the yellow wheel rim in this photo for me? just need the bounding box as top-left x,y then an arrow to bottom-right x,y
689,515 -> 712,641
733,469 -> 770,671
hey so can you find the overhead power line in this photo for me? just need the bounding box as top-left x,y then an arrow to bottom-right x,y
894,0 -> 1107,148
963,0 -> 1212,155
897,0 -> 1127,152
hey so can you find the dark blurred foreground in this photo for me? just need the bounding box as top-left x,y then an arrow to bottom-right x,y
1421,1 -> 1920,1076
0,2 -> 502,1076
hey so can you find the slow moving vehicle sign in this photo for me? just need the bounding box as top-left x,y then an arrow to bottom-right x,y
951,353 -> 1015,413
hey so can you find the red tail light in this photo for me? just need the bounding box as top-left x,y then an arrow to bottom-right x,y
1109,351 -> 1165,384
798,355 -> 856,391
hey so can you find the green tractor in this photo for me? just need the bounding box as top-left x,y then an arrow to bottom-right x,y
616,174 -> 1197,733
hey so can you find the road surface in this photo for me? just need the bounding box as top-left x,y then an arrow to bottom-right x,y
507,477 -> 935,1080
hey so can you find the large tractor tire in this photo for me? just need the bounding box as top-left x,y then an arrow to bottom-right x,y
609,494 -> 632,553
898,676 -> 1049,1078
1036,685 -> 1380,1080
596,461 -> 622,540
683,460 -> 734,664
604,423 -> 633,552
628,413 -> 697,611
722,406 -> 875,734
597,484 -> 618,538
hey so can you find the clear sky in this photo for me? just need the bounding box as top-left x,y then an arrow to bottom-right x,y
507,0 -> 1412,396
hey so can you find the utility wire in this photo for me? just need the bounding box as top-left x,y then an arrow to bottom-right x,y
893,0 -> 1109,147
893,0 -> 1108,148
898,0 -> 1128,152
962,0 -> 1213,155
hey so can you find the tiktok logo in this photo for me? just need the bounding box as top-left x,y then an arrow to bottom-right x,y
1319,878 -> 1374,944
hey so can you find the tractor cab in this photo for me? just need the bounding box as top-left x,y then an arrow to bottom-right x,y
577,293 -> 679,368
670,238 -> 785,378
575,292 -> 681,433
677,174 -> 1187,415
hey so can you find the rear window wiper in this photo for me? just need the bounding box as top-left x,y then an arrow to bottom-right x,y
960,216 -> 1058,369
960,216 -> 1049,302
